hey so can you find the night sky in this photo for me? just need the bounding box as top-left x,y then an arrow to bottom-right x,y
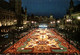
5,0 -> 80,18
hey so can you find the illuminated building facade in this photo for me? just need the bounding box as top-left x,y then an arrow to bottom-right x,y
58,0 -> 80,31
0,0 -> 27,33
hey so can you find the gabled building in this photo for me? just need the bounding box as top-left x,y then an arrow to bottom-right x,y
0,0 -> 27,33
64,0 -> 80,31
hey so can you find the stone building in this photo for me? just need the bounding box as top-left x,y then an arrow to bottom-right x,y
0,0 -> 27,33
49,15 -> 56,28
57,0 -> 80,32
63,0 -> 80,31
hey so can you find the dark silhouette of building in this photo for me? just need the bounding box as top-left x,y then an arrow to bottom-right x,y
67,0 -> 74,15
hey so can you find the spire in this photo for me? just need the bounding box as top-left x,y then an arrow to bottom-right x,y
68,0 -> 74,14
25,7 -> 27,15
24,6 -> 27,21
69,0 -> 74,8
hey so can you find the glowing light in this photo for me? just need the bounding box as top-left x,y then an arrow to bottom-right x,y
8,22 -> 10,26
14,20 -> 17,22
47,40 -> 50,41
11,22 -> 13,25
0,22 -> 2,27
23,21 -> 27,24
35,22 -> 36,24
39,24 -> 48,28
53,21 -> 55,23
61,48 -> 63,50
5,23 -> 7,26
77,16 -> 80,20
21,48 -> 24,50
50,22 -> 53,24
32,21 -> 34,23
66,19 -> 72,22
19,27 -> 23,29
57,20 -> 60,23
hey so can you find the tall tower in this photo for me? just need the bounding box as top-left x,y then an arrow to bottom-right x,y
25,7 -> 27,21
9,0 -> 15,11
69,0 -> 74,14
9,0 -> 22,26
15,0 -> 22,14
25,7 -> 27,15
9,0 -> 22,14
70,0 -> 74,8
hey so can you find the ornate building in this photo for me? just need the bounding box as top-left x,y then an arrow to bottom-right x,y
63,0 -> 80,31
0,0 -> 27,33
